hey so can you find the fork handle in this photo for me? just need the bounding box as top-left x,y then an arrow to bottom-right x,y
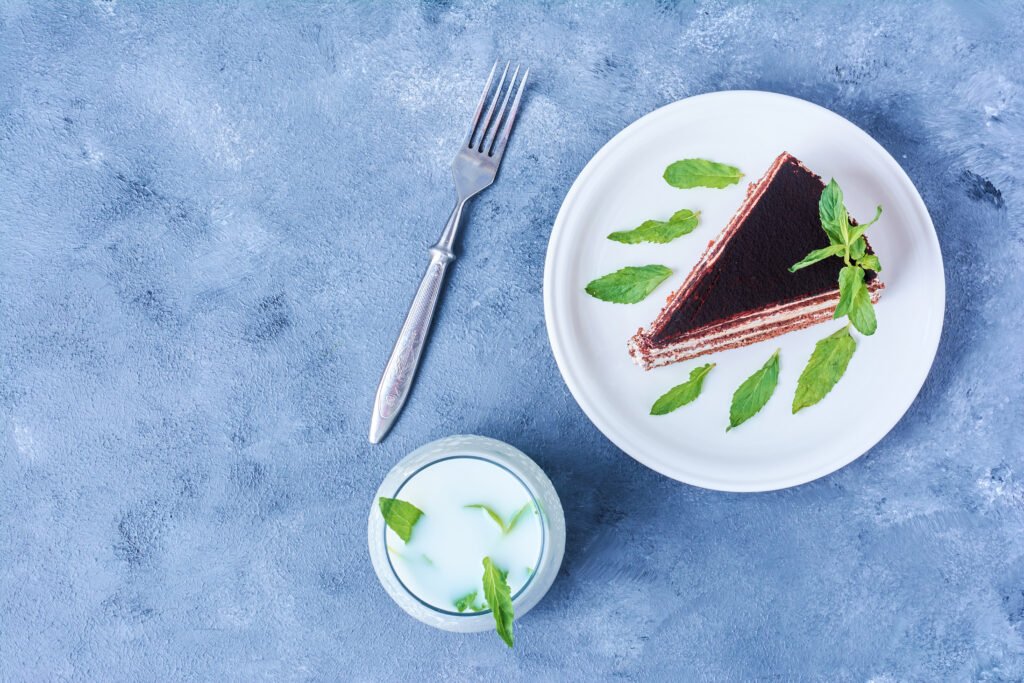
369,204 -> 465,444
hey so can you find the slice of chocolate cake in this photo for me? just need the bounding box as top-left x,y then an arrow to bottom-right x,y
628,152 -> 883,370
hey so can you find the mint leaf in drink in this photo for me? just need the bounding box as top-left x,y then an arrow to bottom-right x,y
465,504 -> 510,534
793,325 -> 857,413
663,158 -> 743,189
585,265 -> 672,304
728,350 -> 780,431
818,179 -> 848,246
504,503 -> 535,534
789,245 -> 845,273
467,502 -> 535,535
650,363 -> 715,415
607,209 -> 700,244
482,557 -> 515,648
454,590 -> 485,613
378,497 -> 424,543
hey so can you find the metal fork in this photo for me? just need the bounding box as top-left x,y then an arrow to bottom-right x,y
368,62 -> 530,444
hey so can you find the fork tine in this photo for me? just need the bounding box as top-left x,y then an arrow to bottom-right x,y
464,61 -> 498,147
484,64 -> 520,156
490,66 -> 529,160
473,61 -> 509,151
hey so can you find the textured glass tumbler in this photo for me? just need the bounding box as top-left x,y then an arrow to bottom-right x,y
368,435 -> 566,632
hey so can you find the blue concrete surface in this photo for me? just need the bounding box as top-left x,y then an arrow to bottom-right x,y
1,1 -> 1022,680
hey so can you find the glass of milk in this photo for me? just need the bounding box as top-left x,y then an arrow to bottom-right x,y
368,435 -> 565,633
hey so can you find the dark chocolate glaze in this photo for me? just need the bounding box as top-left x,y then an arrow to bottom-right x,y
652,156 -> 876,344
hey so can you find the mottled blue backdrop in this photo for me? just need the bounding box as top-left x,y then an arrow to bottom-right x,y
1,1 -> 1022,680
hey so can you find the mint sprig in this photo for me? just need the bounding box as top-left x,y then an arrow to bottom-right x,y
791,179 -> 882,335
607,209 -> 700,245
378,497 -> 424,543
585,265 -> 672,304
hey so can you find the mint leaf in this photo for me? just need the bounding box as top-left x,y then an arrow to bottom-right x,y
651,363 -> 715,415
857,254 -> 882,272
728,350 -> 780,431
849,236 -> 867,261
465,504 -> 509,534
663,159 -> 743,189
585,265 -> 672,304
834,265 -> 863,319
793,326 -> 857,413
504,503 -> 534,534
848,282 -> 877,336
607,209 -> 700,244
818,179 -> 848,246
847,205 -> 883,244
482,557 -> 514,648
789,245 -> 845,273
467,502 -> 534,535
378,497 -> 424,543
835,265 -> 877,334
454,590 -> 485,613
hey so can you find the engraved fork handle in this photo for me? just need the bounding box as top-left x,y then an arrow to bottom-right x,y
368,201 -> 466,444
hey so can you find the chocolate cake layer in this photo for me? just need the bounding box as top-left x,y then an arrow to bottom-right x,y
630,283 -> 883,370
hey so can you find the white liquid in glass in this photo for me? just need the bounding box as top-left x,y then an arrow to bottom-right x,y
384,456 -> 544,613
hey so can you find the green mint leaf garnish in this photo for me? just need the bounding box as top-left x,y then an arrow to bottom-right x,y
847,205 -> 883,244
847,284 -> 877,336
585,265 -> 672,304
835,266 -> 876,335
834,265 -> 862,318
504,503 -> 534,534
378,497 -> 424,543
607,209 -> 700,244
482,557 -> 515,648
857,254 -> 882,272
848,236 -> 867,261
789,244 -> 845,272
465,504 -> 510,534
454,591 -> 475,612
818,179 -> 848,246
793,325 -> 857,413
454,590 -> 485,613
650,363 -> 715,415
466,502 -> 534,535
663,158 -> 744,189
728,350 -> 780,431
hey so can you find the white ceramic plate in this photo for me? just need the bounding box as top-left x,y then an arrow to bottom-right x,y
544,91 -> 944,492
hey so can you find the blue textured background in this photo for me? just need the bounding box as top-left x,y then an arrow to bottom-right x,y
1,1 -> 1022,680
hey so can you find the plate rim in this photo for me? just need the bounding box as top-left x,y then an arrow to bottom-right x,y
543,89 -> 946,492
